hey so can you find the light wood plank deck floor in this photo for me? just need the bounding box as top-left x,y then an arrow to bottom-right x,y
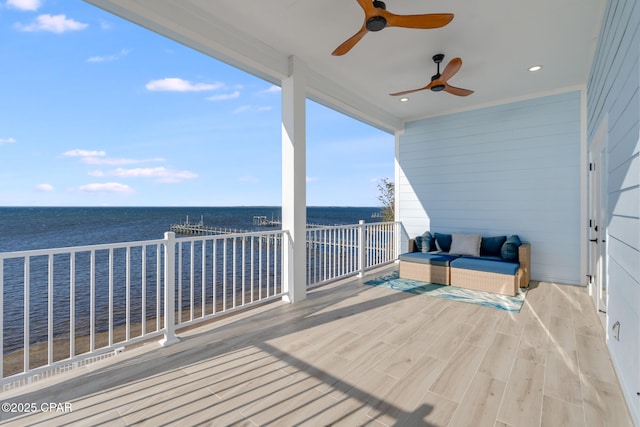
1,267 -> 634,426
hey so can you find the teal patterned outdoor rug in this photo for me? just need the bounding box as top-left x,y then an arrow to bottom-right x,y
364,271 -> 526,312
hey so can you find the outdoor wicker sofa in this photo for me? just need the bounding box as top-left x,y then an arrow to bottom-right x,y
399,232 -> 530,296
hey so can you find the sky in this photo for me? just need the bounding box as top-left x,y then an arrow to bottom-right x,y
0,0 -> 394,207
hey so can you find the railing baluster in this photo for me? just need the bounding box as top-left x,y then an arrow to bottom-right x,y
274,235 -> 278,294
232,237 -> 237,307
201,240 -> 206,317
178,242 -> 183,324
250,236 -> 254,303
48,254 -> 53,366
70,253 -> 75,358
24,256 -> 29,374
258,237 -> 263,300
156,244 -> 161,332
124,247 -> 129,343
90,250 -> 96,352
190,240 -> 194,321
241,237 -> 246,306
223,239 -> 227,311
109,248 -> 114,347
213,238 -> 217,314
266,235 -> 271,297
142,245 -> 147,336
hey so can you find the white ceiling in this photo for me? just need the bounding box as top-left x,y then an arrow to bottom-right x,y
85,0 -> 605,133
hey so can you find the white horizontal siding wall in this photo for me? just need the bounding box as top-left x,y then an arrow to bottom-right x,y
398,91 -> 581,284
587,0 -> 640,423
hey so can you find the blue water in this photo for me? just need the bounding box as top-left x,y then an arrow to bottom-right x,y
0,207 -> 381,355
0,206 -> 380,252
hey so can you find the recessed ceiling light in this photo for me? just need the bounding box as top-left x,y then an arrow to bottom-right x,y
400,97 -> 409,102
528,65 -> 543,72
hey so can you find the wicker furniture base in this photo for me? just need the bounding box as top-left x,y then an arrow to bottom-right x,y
450,267 -> 519,296
399,239 -> 530,296
399,261 -> 450,285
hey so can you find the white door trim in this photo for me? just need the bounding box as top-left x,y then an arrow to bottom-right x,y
587,116 -> 608,326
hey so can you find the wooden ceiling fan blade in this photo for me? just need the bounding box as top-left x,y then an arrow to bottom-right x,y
390,82 -> 434,96
385,12 -> 454,29
356,0 -> 377,16
440,57 -> 462,82
444,84 -> 474,96
332,25 -> 369,56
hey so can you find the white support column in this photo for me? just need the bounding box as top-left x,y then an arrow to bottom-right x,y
281,56 -> 307,303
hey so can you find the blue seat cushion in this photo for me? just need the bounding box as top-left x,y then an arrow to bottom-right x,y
450,257 -> 520,275
399,252 -> 459,267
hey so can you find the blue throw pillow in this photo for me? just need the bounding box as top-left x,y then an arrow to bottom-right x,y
501,235 -> 522,261
433,232 -> 452,252
481,236 -> 507,256
421,231 -> 434,253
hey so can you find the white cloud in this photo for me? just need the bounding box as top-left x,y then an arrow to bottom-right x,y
0,137 -> 16,144
63,150 -> 165,166
79,182 -> 134,194
35,183 -> 53,192
258,85 -> 281,95
63,149 -> 106,157
109,167 -> 198,183
6,0 -> 41,11
307,176 -> 319,183
15,14 -> 89,33
145,78 -> 223,92
206,91 -> 240,101
87,49 -> 130,63
82,156 -> 165,166
232,105 -> 272,114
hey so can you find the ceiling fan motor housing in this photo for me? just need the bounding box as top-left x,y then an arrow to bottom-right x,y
366,16 -> 387,31
366,1 -> 387,31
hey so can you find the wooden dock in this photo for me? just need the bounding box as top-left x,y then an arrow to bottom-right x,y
169,223 -> 252,235
252,215 -> 281,227
169,215 -> 252,235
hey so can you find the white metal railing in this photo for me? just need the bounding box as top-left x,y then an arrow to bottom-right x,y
0,238 -> 167,388
0,221 -> 399,387
0,230 -> 286,387
306,221 -> 400,288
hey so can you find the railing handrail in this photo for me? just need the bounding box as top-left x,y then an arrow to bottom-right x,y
0,238 -> 166,259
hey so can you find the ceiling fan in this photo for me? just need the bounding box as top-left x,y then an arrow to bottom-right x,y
332,0 -> 454,56
390,54 -> 474,97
